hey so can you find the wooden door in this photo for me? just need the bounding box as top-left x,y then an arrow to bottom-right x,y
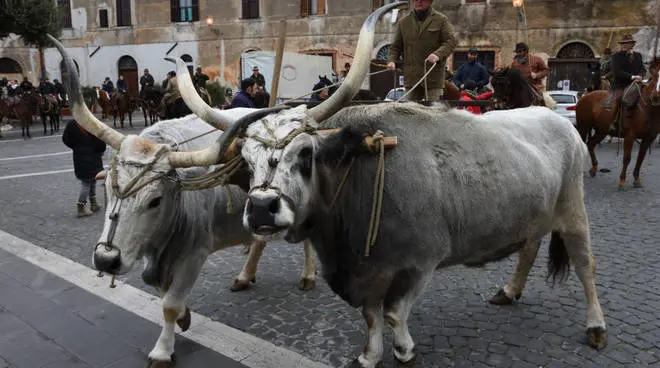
119,69 -> 139,98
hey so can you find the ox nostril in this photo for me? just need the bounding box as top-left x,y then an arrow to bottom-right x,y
269,198 -> 280,214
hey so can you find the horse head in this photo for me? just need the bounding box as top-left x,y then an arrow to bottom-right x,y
488,67 -> 537,108
647,57 -> 660,106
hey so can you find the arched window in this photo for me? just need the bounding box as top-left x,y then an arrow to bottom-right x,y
557,42 -> 595,59
59,58 -> 79,84
375,44 -> 403,63
181,54 -> 194,75
0,58 -> 23,74
117,55 -> 138,70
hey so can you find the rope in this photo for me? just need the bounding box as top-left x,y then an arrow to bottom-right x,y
396,62 -> 438,102
365,130 -> 386,257
329,157 -> 356,209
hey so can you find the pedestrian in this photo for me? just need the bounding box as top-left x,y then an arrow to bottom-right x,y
387,0 -> 457,101
229,78 -> 257,109
62,120 -> 107,217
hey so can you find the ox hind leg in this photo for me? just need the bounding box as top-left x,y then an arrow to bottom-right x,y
147,252 -> 206,367
489,239 -> 542,305
553,190 -> 607,349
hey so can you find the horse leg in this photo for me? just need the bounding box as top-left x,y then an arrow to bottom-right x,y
618,131 -> 635,189
631,135 -> 655,187
128,110 -> 133,128
41,112 -> 47,135
586,130 -> 607,177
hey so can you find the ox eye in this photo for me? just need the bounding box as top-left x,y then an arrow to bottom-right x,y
148,197 -> 162,209
298,146 -> 313,177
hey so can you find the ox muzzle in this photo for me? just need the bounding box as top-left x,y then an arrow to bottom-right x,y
245,187 -> 288,236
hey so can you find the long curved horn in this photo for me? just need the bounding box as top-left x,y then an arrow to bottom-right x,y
46,34 -> 125,149
168,106 -> 291,168
307,1 -> 407,122
166,57 -> 240,131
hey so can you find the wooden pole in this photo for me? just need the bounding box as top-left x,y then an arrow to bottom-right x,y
269,20 -> 287,107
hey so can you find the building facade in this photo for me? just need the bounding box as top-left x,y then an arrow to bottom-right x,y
0,0 -> 655,98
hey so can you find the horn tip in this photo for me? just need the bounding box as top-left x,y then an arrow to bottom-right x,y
164,57 -> 176,63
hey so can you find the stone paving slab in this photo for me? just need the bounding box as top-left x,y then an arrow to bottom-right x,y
0,248 -> 248,368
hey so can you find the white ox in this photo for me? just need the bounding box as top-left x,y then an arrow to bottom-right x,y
173,2 -> 609,367
48,37 -> 317,368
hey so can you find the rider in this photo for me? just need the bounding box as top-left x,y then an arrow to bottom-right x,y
453,48 -> 489,91
609,34 -> 646,131
102,77 -> 114,98
116,75 -> 127,94
599,47 -> 613,90
53,79 -> 66,102
162,71 -> 181,105
19,76 -> 34,93
510,42 -> 549,93
387,0 -> 457,101
193,67 -> 210,89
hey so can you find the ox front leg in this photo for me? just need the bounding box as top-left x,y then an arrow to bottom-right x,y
299,239 -> 317,290
147,254 -> 206,367
231,239 -> 266,291
347,303 -> 384,368
490,240 -> 541,305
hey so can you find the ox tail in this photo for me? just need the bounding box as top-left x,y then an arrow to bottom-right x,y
547,231 -> 570,284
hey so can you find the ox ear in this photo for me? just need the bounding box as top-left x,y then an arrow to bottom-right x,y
316,126 -> 369,168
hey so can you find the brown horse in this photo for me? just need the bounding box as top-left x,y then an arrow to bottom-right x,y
110,91 -> 134,128
0,91 -> 39,138
575,58 -> 660,188
38,93 -> 61,135
137,86 -> 162,126
488,67 -> 555,110
94,87 -> 112,120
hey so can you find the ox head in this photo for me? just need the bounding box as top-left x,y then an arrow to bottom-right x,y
174,2 -> 407,241
47,35 -> 258,280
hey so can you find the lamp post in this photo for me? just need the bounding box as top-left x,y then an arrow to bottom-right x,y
205,15 -> 225,85
513,0 -> 527,43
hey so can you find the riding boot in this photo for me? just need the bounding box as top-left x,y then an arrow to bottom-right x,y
77,202 -> 93,217
89,196 -> 101,212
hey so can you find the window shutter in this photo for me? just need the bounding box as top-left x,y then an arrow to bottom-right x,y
170,0 -> 178,22
250,0 -> 259,18
372,0 -> 380,10
317,0 -> 325,15
192,0 -> 200,21
300,0 -> 309,17
242,0 -> 249,19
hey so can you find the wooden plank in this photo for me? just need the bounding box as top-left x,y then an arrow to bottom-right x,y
269,20 -> 287,107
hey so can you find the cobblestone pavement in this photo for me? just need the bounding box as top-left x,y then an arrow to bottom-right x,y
1,119 -> 659,367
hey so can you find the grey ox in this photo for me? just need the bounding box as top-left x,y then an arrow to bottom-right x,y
48,36 -> 317,368
174,2 -> 609,367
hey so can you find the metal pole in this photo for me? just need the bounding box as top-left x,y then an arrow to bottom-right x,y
269,20 -> 287,107
518,4 -> 527,43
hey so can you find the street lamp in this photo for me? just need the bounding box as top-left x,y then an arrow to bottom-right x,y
513,0 -> 527,43
206,15 -> 214,25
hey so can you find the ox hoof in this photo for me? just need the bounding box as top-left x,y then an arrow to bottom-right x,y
587,326 -> 608,350
146,354 -> 175,368
345,359 -> 383,368
230,278 -> 255,292
489,289 -> 521,305
176,307 -> 191,332
299,278 -> 316,291
393,348 -> 416,366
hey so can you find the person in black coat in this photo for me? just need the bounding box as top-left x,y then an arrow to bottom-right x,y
62,120 -> 107,217
610,35 -> 646,119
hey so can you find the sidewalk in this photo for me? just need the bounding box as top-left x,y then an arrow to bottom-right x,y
0,247 -> 248,368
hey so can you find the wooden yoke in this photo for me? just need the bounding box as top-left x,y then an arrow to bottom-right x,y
316,128 -> 398,150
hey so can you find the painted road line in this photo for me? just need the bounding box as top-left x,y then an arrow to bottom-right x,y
0,169 -> 74,181
0,151 -> 70,162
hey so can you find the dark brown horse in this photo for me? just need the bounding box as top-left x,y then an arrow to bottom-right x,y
138,85 -> 162,126
0,91 -> 39,138
110,91 -> 134,128
575,58 -> 660,188
488,67 -> 553,109
38,93 -> 61,135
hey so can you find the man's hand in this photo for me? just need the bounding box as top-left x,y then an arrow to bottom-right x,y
531,72 -> 537,79
426,54 -> 440,64
387,62 -> 396,71
632,75 -> 643,82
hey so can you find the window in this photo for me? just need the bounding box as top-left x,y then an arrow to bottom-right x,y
116,0 -> 131,27
301,0 -> 326,16
465,0 -> 486,3
549,94 -> 576,104
171,0 -> 199,22
99,9 -> 109,28
57,0 -> 72,29
452,50 -> 496,72
241,0 -> 259,19
181,54 -> 194,74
